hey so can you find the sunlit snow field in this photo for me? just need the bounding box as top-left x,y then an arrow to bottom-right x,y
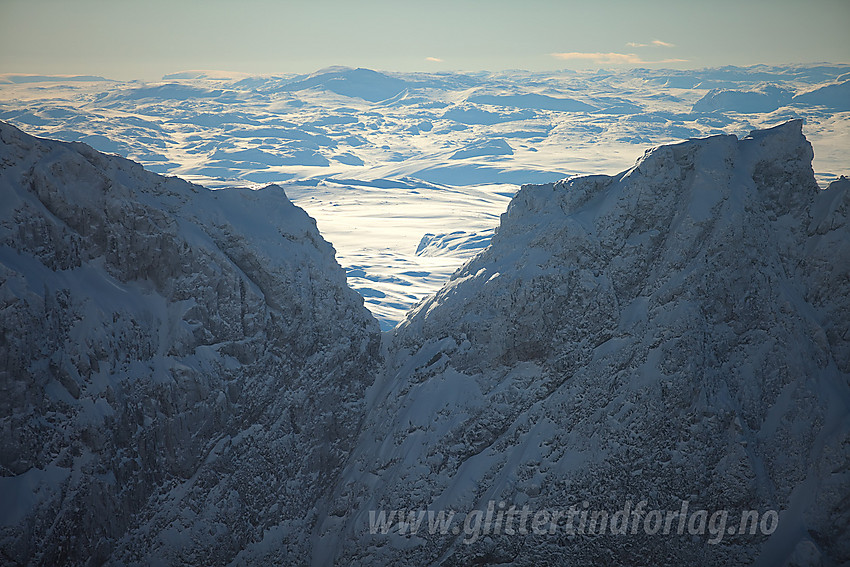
2,65 -> 848,329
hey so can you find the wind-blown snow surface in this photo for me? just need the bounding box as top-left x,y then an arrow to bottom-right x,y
0,122 -> 381,564
1,65 -> 848,328
315,121 -> 850,566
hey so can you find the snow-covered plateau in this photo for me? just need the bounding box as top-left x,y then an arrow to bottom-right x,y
1,65 -> 848,328
0,65 -> 849,566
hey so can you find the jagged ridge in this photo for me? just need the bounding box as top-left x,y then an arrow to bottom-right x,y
0,121 -> 381,565
316,120 -> 850,566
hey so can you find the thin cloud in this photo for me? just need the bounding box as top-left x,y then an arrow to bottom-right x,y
425,57 -> 443,62
551,52 -> 644,64
626,40 -> 676,48
550,52 -> 687,65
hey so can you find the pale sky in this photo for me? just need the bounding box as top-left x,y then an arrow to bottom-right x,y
1,0 -> 848,81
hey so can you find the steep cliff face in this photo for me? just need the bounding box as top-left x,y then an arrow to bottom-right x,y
0,121 -> 382,565
317,121 -> 850,566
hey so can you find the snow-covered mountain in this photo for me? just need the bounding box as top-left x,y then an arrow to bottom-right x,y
315,120 -> 850,566
0,121 -> 381,565
1,119 -> 848,566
